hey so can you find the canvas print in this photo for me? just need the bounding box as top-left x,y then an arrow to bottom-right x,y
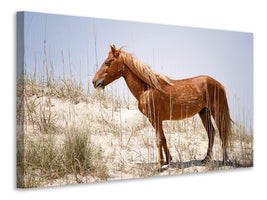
16,11 -> 253,188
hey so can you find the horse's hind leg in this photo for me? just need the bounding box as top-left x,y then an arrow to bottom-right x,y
199,107 -> 215,164
214,115 -> 229,164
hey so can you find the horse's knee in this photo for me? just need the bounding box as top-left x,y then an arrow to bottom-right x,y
156,138 -> 161,148
161,137 -> 167,145
156,137 -> 166,147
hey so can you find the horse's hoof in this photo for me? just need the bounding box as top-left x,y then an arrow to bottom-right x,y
157,163 -> 163,172
201,158 -> 211,165
166,155 -> 173,165
165,162 -> 171,166
222,159 -> 228,166
157,167 -> 163,173
165,160 -> 171,165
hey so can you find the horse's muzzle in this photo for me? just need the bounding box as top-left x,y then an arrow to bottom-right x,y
92,79 -> 104,89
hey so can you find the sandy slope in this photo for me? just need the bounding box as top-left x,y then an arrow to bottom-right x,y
24,95 -> 253,186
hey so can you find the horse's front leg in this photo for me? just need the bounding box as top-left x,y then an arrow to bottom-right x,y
160,127 -> 172,165
162,135 -> 172,165
156,136 -> 164,169
150,118 -> 164,170
151,119 -> 172,170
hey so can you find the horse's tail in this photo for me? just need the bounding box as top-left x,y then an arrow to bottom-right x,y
220,92 -> 233,150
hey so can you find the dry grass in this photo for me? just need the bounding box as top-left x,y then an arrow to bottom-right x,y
17,76 -> 253,188
20,126 -> 109,188
17,20 -> 253,188
17,78 -> 110,188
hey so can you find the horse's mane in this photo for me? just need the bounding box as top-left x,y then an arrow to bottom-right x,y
120,51 -> 173,92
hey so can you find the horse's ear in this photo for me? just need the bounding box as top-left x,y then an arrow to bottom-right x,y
110,44 -> 119,58
110,44 -> 115,53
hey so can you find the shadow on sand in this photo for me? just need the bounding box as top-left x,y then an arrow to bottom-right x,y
161,159 -> 245,172
136,159 -> 244,173
173,160 -> 233,168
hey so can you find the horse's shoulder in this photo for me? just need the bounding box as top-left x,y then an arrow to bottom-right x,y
139,90 -> 151,104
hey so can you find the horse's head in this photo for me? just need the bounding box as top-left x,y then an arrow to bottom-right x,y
92,45 -> 125,90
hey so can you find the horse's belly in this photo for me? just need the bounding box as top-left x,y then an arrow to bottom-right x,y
169,109 -> 196,120
162,101 -> 204,120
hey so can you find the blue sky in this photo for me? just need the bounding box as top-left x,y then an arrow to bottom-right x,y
21,11 -> 253,131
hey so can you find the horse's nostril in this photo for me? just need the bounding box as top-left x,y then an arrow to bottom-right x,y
96,81 -> 103,88
92,80 -> 104,88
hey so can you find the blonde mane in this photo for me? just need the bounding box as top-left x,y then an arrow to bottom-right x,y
120,51 -> 173,92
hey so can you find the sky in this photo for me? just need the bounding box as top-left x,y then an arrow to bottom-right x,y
19,11 -> 253,131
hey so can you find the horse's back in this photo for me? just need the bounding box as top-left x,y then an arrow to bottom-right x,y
138,75 -> 226,120
171,75 -> 220,86
162,75 -> 225,120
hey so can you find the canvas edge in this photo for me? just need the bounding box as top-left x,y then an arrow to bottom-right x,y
16,11 -> 25,189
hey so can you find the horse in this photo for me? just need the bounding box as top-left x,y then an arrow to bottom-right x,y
92,45 -> 232,170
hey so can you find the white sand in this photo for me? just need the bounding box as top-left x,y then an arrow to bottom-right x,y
23,95 -> 253,186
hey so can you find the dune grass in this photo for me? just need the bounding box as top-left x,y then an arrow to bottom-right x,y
17,77 -> 111,188
17,36 -> 253,187
17,74 -> 254,188
20,126 -> 109,188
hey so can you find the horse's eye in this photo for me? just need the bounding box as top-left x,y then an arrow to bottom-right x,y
105,59 -> 114,66
105,61 -> 111,66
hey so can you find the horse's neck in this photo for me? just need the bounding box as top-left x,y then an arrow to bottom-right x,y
122,67 -> 148,101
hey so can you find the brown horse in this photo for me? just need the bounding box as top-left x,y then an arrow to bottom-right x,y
93,45 -> 232,170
